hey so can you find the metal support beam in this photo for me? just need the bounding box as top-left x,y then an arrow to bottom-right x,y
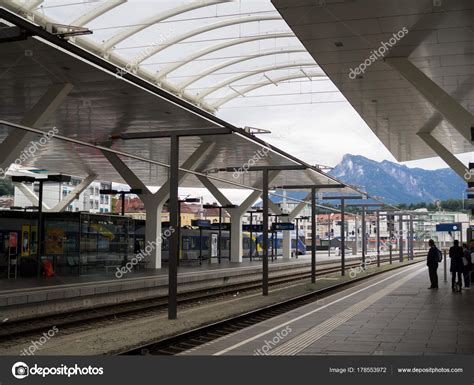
36,180 -> 44,277
13,182 -> 51,211
52,174 -> 96,212
196,175 -> 233,208
102,142 -> 212,270
417,132 -> 469,180
262,169 -> 269,296
376,210 -> 380,267
341,199 -> 346,275
0,83 -> 73,172
311,187 -> 316,283
113,128 -> 231,140
386,57 -> 473,142
409,214 -> 414,260
361,206 -> 366,265
168,135 -> 179,320
274,184 -> 346,190
268,200 -> 282,216
399,214 -> 404,262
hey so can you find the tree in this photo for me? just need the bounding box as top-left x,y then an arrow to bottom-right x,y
0,179 -> 13,196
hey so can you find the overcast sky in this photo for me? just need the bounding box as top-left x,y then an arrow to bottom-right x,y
37,0 -> 472,203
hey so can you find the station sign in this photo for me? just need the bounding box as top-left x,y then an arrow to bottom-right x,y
191,219 -> 211,228
435,223 -> 462,232
271,222 -> 295,231
210,223 -> 231,231
243,224 -> 263,232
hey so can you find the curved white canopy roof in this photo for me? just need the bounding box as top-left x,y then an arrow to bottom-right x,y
4,0 -> 328,113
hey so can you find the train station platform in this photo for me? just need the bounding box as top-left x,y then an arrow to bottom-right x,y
183,263 -> 474,356
0,253 -> 354,322
0,251 -> 421,322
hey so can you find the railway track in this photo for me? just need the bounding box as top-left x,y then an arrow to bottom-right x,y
120,258 -> 423,355
0,255 -> 424,345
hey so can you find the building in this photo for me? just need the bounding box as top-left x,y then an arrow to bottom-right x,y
113,198 -> 231,225
14,178 -> 112,214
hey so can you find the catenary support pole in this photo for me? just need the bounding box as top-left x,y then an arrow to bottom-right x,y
262,169 -> 269,295
311,187 -> 316,283
168,135 -> 179,320
340,199 -> 345,276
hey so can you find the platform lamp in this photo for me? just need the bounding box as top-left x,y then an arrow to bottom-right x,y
203,203 -> 237,263
99,189 -> 143,216
12,174 -> 71,277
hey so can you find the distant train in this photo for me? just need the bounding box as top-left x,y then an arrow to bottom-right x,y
154,228 -> 307,262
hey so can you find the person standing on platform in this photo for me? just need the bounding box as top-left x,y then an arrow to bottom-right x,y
470,240 -> 474,284
449,240 -> 464,292
426,239 -> 440,289
462,243 -> 472,289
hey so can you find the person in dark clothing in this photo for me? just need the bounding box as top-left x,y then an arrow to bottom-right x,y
449,240 -> 464,291
462,243 -> 472,289
470,240 -> 474,283
426,239 -> 439,289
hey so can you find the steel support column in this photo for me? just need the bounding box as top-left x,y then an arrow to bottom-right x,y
262,169 -> 269,296
361,207 -> 366,265
36,180 -> 44,277
168,135 -> 179,320
376,211 -> 381,267
399,214 -> 404,262
409,214 -> 414,260
311,187 -> 316,283
340,199 -> 345,275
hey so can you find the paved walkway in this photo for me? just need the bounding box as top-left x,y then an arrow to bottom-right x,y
182,263 -> 474,356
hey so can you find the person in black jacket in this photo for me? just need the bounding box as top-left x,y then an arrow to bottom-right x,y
426,239 -> 439,289
449,240 -> 464,291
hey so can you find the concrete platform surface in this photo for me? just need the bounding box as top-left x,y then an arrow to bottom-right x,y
182,263 -> 474,356
0,259 -> 421,355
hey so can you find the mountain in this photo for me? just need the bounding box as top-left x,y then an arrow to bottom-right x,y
327,154 -> 466,204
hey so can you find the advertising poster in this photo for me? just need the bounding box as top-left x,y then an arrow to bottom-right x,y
45,227 -> 65,255
9,232 -> 17,249
21,224 -> 30,257
30,225 -> 38,255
